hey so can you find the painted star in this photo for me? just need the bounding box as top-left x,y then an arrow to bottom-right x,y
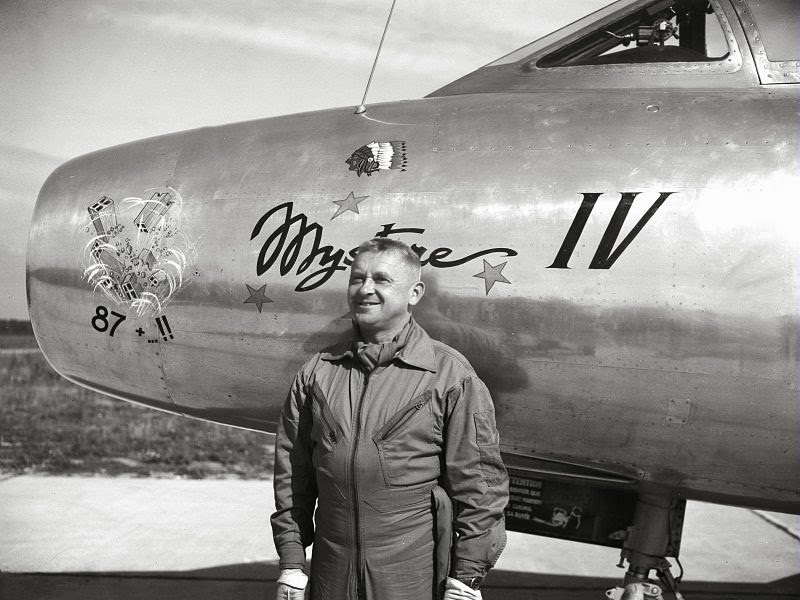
331,192 -> 369,220
473,260 -> 511,295
243,283 -> 273,313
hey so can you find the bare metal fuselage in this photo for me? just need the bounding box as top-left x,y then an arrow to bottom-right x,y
27,0 -> 799,524
27,87 -> 799,512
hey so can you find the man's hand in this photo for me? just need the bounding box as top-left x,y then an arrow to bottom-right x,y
443,577 -> 483,600
276,568 -> 309,600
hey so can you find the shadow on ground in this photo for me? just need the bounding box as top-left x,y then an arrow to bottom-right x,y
2,563 -> 798,600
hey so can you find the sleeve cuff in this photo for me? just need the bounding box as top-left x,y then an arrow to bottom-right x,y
450,558 -> 486,579
277,540 -> 307,570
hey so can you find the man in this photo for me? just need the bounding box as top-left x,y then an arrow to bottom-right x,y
271,238 -> 508,600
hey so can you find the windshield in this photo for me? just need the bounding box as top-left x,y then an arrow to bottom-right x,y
488,0 -> 633,66
488,0 -> 727,68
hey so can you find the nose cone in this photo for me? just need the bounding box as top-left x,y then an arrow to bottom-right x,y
26,140 -> 185,413
24,106 -> 372,430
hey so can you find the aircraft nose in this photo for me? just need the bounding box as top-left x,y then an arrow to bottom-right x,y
27,105 -> 379,431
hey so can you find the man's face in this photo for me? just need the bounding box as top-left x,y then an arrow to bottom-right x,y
347,250 -> 424,340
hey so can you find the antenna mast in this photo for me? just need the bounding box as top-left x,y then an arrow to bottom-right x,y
355,0 -> 398,115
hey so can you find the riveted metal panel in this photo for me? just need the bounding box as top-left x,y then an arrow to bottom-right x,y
732,0 -> 800,83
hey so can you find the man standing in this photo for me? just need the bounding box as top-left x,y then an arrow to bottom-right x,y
271,238 -> 508,600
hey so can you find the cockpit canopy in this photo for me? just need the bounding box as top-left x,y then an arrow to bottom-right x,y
535,0 -> 728,67
429,0 -> 800,95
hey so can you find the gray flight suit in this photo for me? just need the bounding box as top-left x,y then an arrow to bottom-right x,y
271,318 -> 508,600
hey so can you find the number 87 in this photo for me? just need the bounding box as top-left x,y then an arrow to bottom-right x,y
92,305 -> 127,336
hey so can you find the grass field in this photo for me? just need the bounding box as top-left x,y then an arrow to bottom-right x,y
0,335 -> 40,350
0,339 -> 273,479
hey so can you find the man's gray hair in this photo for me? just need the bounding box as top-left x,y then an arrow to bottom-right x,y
354,238 -> 422,280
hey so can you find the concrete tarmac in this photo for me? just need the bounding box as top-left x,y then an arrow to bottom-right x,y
1,475 -> 798,599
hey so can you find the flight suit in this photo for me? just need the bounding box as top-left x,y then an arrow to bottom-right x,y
271,318 -> 508,600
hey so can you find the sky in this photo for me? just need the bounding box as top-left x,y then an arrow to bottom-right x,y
0,0 -> 611,319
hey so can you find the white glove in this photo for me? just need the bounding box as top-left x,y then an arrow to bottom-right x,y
276,568 -> 309,600
443,577 -> 483,600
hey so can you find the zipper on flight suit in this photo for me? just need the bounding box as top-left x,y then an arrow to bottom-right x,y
349,368 -> 372,597
311,382 -> 341,445
374,393 -> 432,442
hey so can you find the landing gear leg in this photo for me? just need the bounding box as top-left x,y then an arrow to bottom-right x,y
654,563 -> 684,600
609,553 -> 684,599
605,492 -> 687,600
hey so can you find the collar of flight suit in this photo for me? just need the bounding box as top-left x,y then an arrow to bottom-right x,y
319,316 -> 438,373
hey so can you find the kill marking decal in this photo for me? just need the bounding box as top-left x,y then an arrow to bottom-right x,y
82,187 -> 196,318
345,141 -> 407,177
243,283 -> 273,313
331,192 -> 369,220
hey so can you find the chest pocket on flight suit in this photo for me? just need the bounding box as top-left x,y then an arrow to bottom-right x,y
372,390 -> 440,487
310,382 -> 340,468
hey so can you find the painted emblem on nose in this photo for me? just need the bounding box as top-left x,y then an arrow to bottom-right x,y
345,140 -> 407,176
82,187 -> 196,317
